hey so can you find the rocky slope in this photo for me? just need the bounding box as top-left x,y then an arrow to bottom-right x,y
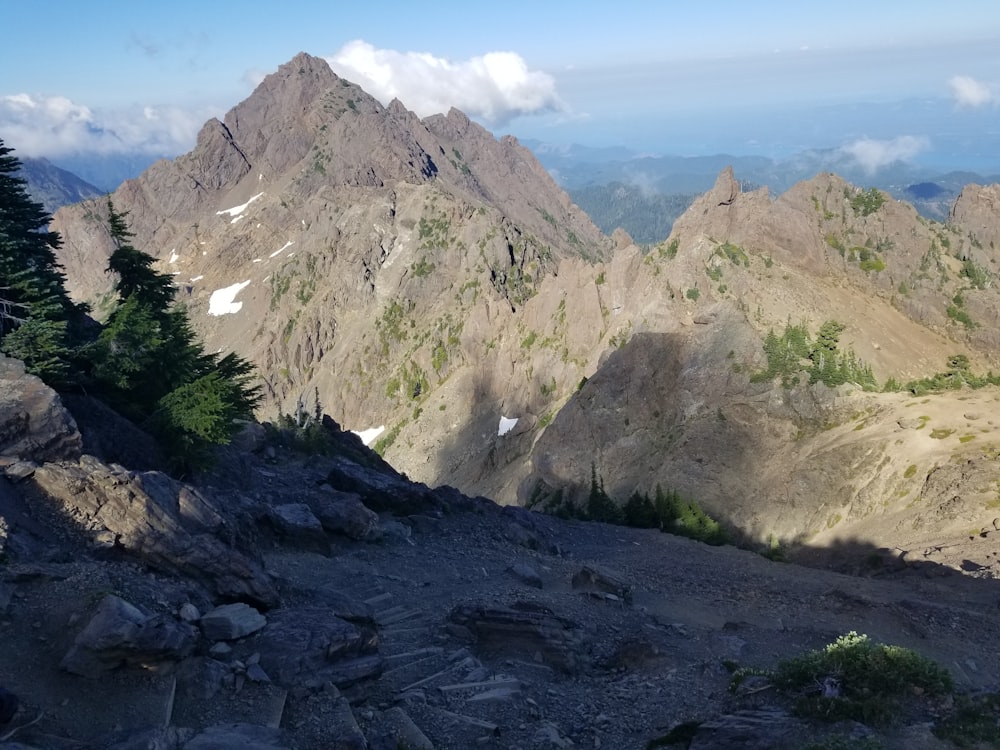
47,52 -> 1000,574
3,354 -> 1000,750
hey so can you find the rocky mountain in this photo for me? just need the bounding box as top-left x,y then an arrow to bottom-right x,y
48,52 -> 1000,577
4,353 -> 1000,749
17,156 -> 102,214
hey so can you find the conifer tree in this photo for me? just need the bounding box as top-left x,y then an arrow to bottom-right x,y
89,198 -> 261,473
0,139 -> 81,381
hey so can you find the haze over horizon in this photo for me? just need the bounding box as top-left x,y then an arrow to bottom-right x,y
3,0 -> 999,178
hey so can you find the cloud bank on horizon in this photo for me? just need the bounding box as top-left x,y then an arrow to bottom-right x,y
325,40 -> 563,126
0,92 -> 213,159
839,136 -> 931,175
949,75 -> 995,108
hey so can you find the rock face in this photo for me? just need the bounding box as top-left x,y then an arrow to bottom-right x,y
950,182 -> 1000,249
30,457 -> 279,607
0,355 -> 81,464
48,52 -> 609,512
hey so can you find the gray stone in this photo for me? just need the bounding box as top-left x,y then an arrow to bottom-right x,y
2,460 -> 37,482
533,721 -> 574,748
0,355 -> 82,463
508,562 -> 544,589
60,594 -> 198,678
308,491 -> 379,540
380,519 -> 413,543
571,564 -> 631,602
201,603 -> 267,641
246,663 -> 271,683
179,603 -> 201,622
269,503 -> 329,553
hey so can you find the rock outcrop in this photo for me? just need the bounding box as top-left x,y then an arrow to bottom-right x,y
30,457 -> 279,607
0,354 -> 81,464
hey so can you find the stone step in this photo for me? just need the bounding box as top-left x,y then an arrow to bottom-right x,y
381,653 -> 449,683
362,591 -> 394,608
383,646 -> 446,667
376,607 -> 427,626
396,656 -> 479,694
437,678 -> 522,694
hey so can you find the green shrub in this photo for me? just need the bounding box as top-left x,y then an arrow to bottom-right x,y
859,258 -> 885,273
686,287 -> 700,301
946,304 -> 976,329
850,188 -> 885,217
733,632 -> 952,726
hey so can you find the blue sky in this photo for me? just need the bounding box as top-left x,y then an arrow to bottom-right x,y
2,0 -> 999,172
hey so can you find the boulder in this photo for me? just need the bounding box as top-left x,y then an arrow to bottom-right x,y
325,456 -> 438,515
200,603 -> 267,641
61,594 -> 198,678
269,503 -> 329,553
449,604 -> 586,673
308,490 -> 379,540
0,355 -> 81,463
30,457 -> 279,608
571,564 -> 632,602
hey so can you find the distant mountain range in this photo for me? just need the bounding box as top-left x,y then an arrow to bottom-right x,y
17,156 -> 102,215
523,139 -> 1000,242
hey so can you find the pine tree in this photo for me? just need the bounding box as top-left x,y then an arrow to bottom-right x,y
587,463 -> 622,524
88,199 -> 261,474
0,139 -> 81,381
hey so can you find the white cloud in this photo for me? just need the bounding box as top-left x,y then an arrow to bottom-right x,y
839,135 -> 929,174
0,92 -> 209,158
327,40 -> 563,126
949,75 -> 994,108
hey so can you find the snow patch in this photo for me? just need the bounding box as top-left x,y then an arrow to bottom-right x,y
190,275 -> 203,282
168,249 -> 179,264
269,240 -> 294,258
208,280 -> 251,316
498,416 -> 518,437
353,425 -> 385,446
216,192 -> 264,222
252,258 -> 262,263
